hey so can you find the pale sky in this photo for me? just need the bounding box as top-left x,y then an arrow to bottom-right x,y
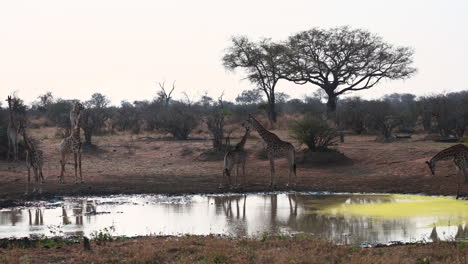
1,0 -> 467,105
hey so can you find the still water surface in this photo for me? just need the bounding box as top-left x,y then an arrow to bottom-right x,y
0,193 -> 467,245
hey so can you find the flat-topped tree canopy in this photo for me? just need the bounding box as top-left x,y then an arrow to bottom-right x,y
282,26 -> 417,113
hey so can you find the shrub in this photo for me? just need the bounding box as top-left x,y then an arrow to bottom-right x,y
46,100 -> 73,128
289,115 -> 338,151
156,103 -> 199,140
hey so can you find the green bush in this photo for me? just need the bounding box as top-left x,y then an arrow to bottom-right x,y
289,115 -> 338,151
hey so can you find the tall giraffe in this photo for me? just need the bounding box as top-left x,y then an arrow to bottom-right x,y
245,114 -> 296,188
59,102 -> 83,184
222,123 -> 250,188
70,102 -> 84,132
6,96 -> 20,161
18,121 -> 45,187
426,143 -> 468,199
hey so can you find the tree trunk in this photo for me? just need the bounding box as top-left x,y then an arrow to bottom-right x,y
84,128 -> 92,145
268,101 -> 277,123
326,95 -> 337,114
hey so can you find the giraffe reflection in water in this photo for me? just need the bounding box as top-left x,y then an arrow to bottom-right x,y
28,209 -> 43,226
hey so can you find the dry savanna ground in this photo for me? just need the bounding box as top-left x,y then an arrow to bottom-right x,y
0,236 -> 467,264
0,124 -> 467,201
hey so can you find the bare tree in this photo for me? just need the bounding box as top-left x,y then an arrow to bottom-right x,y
223,37 -> 286,123
206,93 -> 228,151
157,81 -> 176,106
283,26 -> 416,113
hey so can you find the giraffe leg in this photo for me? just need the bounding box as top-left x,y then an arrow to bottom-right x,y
463,167 -> 467,184
26,156 -> 31,194
79,153 -> 83,183
242,159 -> 246,187
220,169 -> 225,189
14,139 -> 18,161
74,153 -> 78,184
268,153 -> 276,189
7,137 -> 11,160
455,168 -> 463,199
59,153 -> 67,184
227,162 -> 232,187
39,165 -> 44,184
236,163 -> 240,188
286,150 -> 296,188
33,167 -> 39,193
26,151 -> 31,184
33,167 -> 39,184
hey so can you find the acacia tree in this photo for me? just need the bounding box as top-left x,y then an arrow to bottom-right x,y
283,26 -> 416,113
223,37 -> 286,123
235,89 -> 263,104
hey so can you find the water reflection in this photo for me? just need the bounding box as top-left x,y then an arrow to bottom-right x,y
0,193 -> 466,245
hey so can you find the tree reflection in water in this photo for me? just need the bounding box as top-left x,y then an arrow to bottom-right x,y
0,193 -> 466,244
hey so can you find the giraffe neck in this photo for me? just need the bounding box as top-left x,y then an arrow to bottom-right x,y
249,116 -> 278,144
21,132 -> 29,151
7,100 -> 17,129
21,130 -> 34,152
71,125 -> 81,141
70,111 -> 82,140
235,129 -> 250,150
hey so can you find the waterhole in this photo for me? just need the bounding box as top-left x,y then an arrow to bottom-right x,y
0,193 -> 467,245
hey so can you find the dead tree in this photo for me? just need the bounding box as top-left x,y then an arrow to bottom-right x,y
157,81 -> 176,106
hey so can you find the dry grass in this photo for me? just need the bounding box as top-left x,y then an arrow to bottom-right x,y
0,236 -> 466,264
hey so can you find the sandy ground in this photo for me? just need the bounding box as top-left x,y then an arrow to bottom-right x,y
0,128 -> 467,204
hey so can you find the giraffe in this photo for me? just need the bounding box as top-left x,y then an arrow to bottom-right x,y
70,102 -> 84,132
426,143 -> 468,199
222,123 -> 250,188
245,114 -> 297,188
59,103 -> 83,184
18,121 -> 45,185
5,96 -> 20,161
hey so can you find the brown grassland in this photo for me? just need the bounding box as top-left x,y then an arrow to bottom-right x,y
0,119 -> 467,263
0,236 -> 467,264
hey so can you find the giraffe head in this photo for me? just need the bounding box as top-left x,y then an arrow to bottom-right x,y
241,120 -> 251,133
73,102 -> 84,113
6,96 -> 12,108
244,114 -> 255,127
425,160 -> 436,176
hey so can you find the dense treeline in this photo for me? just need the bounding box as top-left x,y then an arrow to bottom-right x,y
1,89 -> 467,159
